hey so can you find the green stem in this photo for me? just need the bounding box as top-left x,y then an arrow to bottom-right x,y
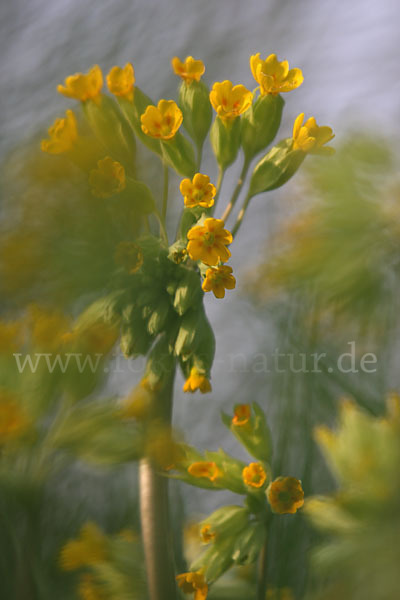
162,163 -> 169,222
154,209 -> 168,244
220,157 -> 250,223
211,167 -> 225,215
140,365 -> 177,600
231,191 -> 251,237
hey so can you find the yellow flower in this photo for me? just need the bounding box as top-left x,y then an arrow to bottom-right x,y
232,404 -> 251,426
187,218 -> 232,266
78,575 -> 106,600
41,110 -> 78,155
242,462 -> 267,488
171,56 -> 205,83
183,367 -> 212,394
202,265 -> 235,299
0,390 -> 29,444
188,461 -> 221,482
200,524 -> 216,544
106,63 -> 135,101
140,99 -> 183,140
180,173 -> 216,209
250,53 -> 303,96
209,80 -> 253,122
114,241 -> 143,274
292,113 -> 335,155
176,570 -> 208,600
57,65 -> 103,101
266,476 -> 304,514
59,522 -> 107,571
89,156 -> 126,198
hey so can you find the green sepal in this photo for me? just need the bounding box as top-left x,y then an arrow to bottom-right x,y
221,401 -> 272,463
241,94 -> 284,160
231,522 -> 265,565
173,268 -> 202,316
179,80 -> 212,148
117,90 -> 162,156
143,334 -> 175,390
120,309 -> 153,358
247,138 -> 305,199
161,134 -> 196,177
210,116 -> 241,170
146,295 -> 171,335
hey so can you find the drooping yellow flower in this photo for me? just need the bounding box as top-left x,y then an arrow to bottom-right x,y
171,56 -> 205,83
202,265 -> 236,299
57,65 -> 103,101
180,173 -> 216,209
41,110 -> 78,155
232,404 -> 251,426
267,476 -> 304,514
292,113 -> 335,155
188,461 -> 221,482
114,241 -> 143,274
187,218 -> 232,266
59,522 -> 107,571
78,574 -> 106,600
200,524 -> 216,544
106,63 -> 135,101
89,156 -> 126,198
0,390 -> 29,444
176,570 -> 208,600
209,80 -> 253,122
183,367 -> 212,394
242,462 -> 267,488
250,53 -> 303,96
140,100 -> 183,140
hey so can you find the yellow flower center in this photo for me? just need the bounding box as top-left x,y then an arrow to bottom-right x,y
203,232 -> 215,246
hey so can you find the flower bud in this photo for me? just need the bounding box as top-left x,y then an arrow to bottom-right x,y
241,94 -> 284,160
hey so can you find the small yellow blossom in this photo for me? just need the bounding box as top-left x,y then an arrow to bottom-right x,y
41,110 -> 78,155
183,367 -> 212,394
188,461 -> 221,482
242,462 -> 267,488
89,156 -> 126,198
59,522 -> 107,571
0,390 -> 29,443
114,241 -> 143,274
209,80 -> 253,122
106,63 -> 135,101
176,570 -> 208,600
202,265 -> 235,299
200,524 -> 216,544
232,404 -> 251,426
267,476 -> 304,514
292,113 -> 335,155
57,65 -> 103,101
140,100 -> 183,140
78,574 -> 106,600
171,56 -> 205,83
187,218 -> 232,266
250,53 -> 303,96
180,173 -> 216,209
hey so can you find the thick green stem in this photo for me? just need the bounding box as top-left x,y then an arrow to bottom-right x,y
220,157 -> 250,223
139,367 -> 177,600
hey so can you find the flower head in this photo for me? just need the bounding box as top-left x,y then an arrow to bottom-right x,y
232,404 -> 251,426
176,570 -> 208,600
57,65 -> 103,101
180,173 -> 216,209
141,99 -> 183,140
106,63 -> 135,101
202,265 -> 235,299
59,522 -> 107,571
0,390 -> 29,444
187,218 -> 232,266
183,367 -> 212,394
200,524 -> 216,544
242,462 -> 267,488
292,113 -> 335,155
89,156 -> 126,198
171,56 -> 205,83
210,80 -> 253,122
188,461 -> 221,482
114,242 -> 143,274
250,53 -> 303,96
41,110 -> 78,155
267,476 -> 304,514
